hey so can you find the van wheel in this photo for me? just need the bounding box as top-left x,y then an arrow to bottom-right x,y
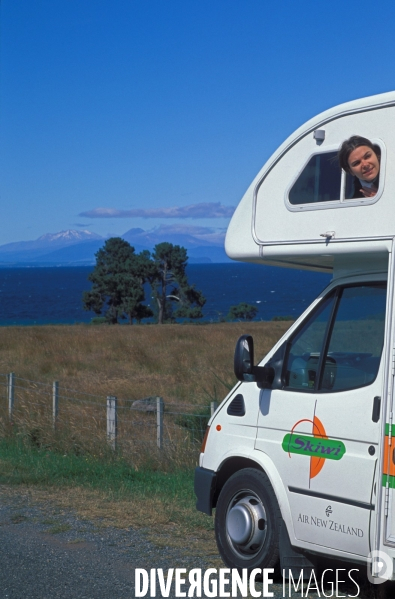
215,468 -> 281,571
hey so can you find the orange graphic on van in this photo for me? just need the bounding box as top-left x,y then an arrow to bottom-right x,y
282,416 -> 346,480
383,423 -> 395,488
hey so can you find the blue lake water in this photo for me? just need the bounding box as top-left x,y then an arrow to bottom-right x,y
0,264 -> 331,325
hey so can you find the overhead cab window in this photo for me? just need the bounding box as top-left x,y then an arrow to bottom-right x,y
287,142 -> 384,209
289,152 -> 340,205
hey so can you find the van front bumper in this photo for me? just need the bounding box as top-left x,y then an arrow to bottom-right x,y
194,467 -> 217,516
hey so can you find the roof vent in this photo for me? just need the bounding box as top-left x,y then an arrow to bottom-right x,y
313,129 -> 325,145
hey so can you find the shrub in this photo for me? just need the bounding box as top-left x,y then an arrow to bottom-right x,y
90,317 -> 108,325
174,406 -> 211,443
271,315 -> 294,321
227,302 -> 258,321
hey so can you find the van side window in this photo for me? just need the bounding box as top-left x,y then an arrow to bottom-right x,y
289,152 -> 340,205
284,293 -> 335,390
284,283 -> 386,393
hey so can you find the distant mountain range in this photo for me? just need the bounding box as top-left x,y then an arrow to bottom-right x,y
0,229 -> 231,266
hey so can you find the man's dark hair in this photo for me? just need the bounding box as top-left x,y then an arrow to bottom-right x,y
338,136 -> 381,173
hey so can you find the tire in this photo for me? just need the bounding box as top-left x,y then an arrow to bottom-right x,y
215,468 -> 281,571
371,580 -> 395,599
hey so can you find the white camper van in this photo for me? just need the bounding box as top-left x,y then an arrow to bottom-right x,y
194,91 -> 395,582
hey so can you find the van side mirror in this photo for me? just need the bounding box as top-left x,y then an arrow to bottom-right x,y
234,335 -> 275,388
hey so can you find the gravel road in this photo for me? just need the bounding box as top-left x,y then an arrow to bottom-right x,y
0,488 -> 378,599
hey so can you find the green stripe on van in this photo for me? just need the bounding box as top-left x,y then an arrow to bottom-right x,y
385,423 -> 395,436
382,474 -> 395,488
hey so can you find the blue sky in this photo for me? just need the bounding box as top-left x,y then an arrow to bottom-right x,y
1,0 -> 395,246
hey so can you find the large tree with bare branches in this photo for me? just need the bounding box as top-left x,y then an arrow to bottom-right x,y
149,242 -> 206,324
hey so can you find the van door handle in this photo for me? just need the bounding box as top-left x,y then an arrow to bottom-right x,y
372,396 -> 381,423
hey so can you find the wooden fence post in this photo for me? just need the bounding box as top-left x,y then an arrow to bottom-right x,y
8,372 -> 14,421
210,401 -> 218,416
156,397 -> 164,449
106,396 -> 117,450
52,381 -> 59,429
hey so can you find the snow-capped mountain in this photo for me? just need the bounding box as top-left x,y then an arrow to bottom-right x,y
0,229 -> 105,264
0,228 -> 230,265
0,230 -> 103,254
37,230 -> 103,244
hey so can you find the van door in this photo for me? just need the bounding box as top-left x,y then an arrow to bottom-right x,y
255,281 -> 387,557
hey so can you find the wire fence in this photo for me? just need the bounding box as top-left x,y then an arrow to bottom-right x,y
0,373 -> 217,467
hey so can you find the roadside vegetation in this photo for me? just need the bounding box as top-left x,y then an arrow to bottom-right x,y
0,436 -> 219,555
0,321 -> 291,401
0,320 -> 291,549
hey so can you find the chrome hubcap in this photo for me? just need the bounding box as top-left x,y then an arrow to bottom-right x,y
225,492 -> 267,559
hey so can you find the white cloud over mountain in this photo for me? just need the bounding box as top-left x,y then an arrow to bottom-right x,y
133,224 -> 227,246
79,202 -> 235,219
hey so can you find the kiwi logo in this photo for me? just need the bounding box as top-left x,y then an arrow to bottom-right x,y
282,416 -> 346,480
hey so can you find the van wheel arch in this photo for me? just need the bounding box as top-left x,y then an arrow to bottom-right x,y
213,457 -> 264,508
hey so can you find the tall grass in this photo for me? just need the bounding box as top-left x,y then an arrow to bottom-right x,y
0,436 -> 189,494
0,322 -> 292,544
0,322 -> 291,468
0,321 -> 291,403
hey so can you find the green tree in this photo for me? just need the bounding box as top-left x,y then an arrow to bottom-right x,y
227,302 -> 258,321
149,242 -> 206,324
82,238 -> 152,324
121,250 -> 154,324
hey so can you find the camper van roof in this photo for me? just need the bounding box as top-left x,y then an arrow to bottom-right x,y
265,91 -> 395,171
225,91 -> 395,275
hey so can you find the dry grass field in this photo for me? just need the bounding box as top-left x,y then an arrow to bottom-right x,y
0,321 -> 292,469
0,321 -> 294,555
0,321 -> 292,404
